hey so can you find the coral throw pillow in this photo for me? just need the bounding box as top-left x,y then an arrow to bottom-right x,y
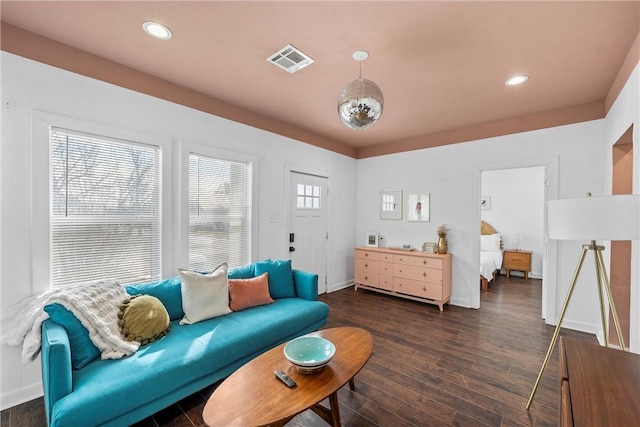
228,273 -> 274,311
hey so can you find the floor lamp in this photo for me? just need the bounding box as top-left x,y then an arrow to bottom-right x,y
526,194 -> 640,410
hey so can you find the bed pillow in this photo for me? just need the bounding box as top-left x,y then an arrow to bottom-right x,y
481,234 -> 502,252
117,295 -> 170,345
44,303 -> 100,369
254,259 -> 296,298
228,273 -> 274,311
178,263 -> 232,325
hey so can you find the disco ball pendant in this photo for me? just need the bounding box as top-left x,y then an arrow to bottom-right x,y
337,78 -> 384,130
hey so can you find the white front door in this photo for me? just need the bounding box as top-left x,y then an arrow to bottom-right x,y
289,171 -> 328,294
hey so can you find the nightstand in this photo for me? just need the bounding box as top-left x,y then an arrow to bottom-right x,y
503,249 -> 532,280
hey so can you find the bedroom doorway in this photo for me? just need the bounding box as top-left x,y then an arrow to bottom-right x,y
472,157 -> 559,321
481,166 -> 546,280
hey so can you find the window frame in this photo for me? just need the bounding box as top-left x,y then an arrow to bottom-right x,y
175,140 -> 259,270
31,111 -> 174,293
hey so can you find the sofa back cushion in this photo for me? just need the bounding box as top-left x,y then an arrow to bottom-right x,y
228,263 -> 257,280
44,303 -> 100,369
125,276 -> 183,321
254,259 -> 296,298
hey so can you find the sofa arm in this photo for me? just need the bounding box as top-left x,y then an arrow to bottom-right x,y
292,270 -> 319,301
41,319 -> 73,426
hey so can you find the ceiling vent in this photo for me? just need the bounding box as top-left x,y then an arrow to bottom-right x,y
267,44 -> 314,73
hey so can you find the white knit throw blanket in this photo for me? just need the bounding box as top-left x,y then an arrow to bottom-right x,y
2,280 -> 140,362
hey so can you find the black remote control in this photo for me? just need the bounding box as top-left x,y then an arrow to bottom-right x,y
274,369 -> 296,388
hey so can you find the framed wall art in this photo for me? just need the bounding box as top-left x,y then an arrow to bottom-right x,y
380,190 -> 402,220
481,196 -> 491,210
365,232 -> 379,247
422,242 -> 437,253
408,193 -> 430,222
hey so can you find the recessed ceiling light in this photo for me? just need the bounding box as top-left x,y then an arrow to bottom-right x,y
142,21 -> 172,40
505,75 -> 529,86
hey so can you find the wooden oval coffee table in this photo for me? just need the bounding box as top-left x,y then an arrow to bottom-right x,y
203,327 -> 373,427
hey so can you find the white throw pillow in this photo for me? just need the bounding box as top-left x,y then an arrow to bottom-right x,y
178,263 -> 231,325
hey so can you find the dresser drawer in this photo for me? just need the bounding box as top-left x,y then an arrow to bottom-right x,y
354,270 -> 379,287
504,252 -> 531,269
400,255 -> 443,269
394,278 -> 442,300
379,262 -> 394,276
355,250 -> 380,261
393,265 -> 442,283
378,274 -> 393,291
355,258 -> 380,273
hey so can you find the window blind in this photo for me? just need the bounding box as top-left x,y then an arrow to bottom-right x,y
189,154 -> 252,272
50,127 -> 161,287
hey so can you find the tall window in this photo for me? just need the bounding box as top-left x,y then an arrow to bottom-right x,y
189,154 -> 252,271
50,127 -> 161,286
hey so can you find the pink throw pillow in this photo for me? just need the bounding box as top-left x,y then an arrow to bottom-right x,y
228,273 -> 274,311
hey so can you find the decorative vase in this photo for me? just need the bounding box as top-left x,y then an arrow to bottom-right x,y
437,236 -> 448,254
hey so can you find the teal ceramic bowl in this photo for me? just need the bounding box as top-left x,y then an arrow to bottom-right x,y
284,336 -> 336,367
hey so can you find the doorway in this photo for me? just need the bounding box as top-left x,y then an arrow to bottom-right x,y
472,157 -> 559,318
287,170 -> 328,294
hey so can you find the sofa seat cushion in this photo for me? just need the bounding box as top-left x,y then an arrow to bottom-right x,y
50,298 -> 329,427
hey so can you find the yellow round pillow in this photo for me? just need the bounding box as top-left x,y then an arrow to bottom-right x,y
117,295 -> 170,345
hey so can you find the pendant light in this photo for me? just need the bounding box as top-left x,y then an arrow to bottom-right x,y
337,51 -> 384,130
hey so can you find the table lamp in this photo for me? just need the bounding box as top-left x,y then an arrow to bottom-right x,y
526,194 -> 640,409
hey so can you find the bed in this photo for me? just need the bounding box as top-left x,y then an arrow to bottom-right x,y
480,221 -> 503,292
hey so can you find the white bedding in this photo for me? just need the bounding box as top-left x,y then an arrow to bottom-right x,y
480,250 -> 503,280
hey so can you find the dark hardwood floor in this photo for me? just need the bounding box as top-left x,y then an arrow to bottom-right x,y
1,275 -> 595,427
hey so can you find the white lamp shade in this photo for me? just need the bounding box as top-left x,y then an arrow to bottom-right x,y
548,194 -> 639,241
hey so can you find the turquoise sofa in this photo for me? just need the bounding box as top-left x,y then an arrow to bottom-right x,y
40,264 -> 329,427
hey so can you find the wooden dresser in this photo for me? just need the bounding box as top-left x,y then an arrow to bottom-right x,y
354,247 -> 452,311
559,337 -> 640,427
502,249 -> 532,280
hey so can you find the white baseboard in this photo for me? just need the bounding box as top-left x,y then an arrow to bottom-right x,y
1,383 -> 42,411
327,280 -> 353,293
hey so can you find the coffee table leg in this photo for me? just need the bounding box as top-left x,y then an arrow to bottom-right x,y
328,391 -> 341,427
349,378 -> 355,391
310,391 -> 342,427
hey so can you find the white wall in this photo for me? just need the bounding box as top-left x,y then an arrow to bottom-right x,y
603,63 -> 640,352
0,53 -> 357,408
481,167 -> 546,278
356,120 -> 606,329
